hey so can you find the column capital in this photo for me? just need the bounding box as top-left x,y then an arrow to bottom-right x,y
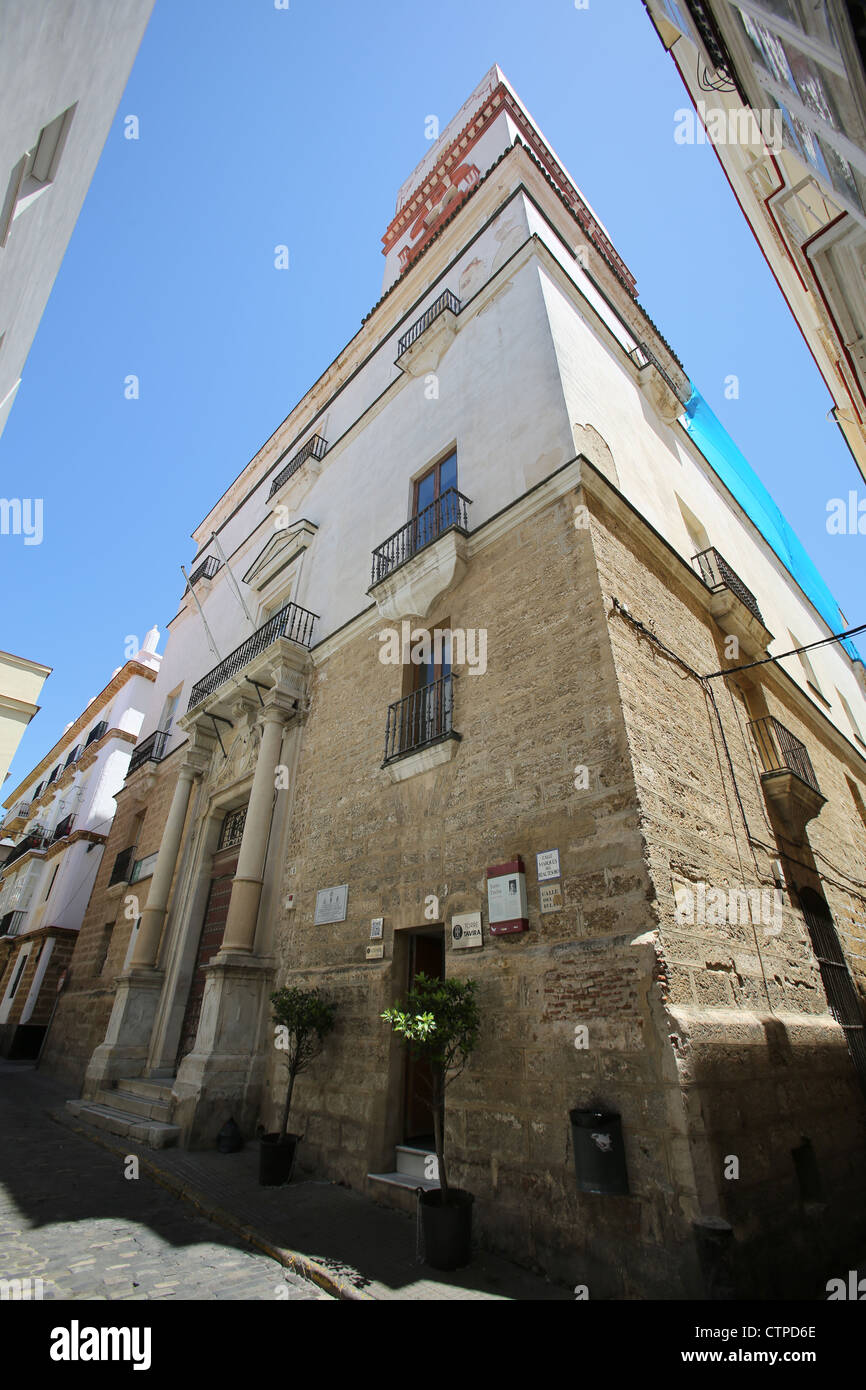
258,691 -> 296,726
181,747 -> 212,779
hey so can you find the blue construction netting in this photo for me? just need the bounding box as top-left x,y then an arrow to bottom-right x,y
682,386 -> 863,667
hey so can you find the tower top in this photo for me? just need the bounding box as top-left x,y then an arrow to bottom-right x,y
381,64 -> 636,296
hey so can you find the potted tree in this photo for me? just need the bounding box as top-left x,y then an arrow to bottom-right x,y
382,971 -> 480,1270
260,985 -> 336,1186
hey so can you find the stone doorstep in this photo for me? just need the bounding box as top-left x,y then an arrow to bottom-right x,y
115,1077 -> 176,1106
94,1087 -> 173,1122
65,1100 -> 180,1150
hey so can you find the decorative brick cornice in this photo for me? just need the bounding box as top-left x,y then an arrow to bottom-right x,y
383,83 -> 637,297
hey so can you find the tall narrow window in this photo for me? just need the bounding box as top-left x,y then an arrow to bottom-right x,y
413,450 -> 458,550
836,689 -> 866,748
788,631 -> 828,705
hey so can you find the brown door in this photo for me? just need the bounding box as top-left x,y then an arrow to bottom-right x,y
176,847 -> 238,1064
403,929 -> 445,1144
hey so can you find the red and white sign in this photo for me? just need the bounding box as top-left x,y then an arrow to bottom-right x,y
486,858 -> 528,935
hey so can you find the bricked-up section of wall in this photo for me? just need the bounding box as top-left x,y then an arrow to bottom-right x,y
261,485 -> 706,1297
587,479 -> 866,1296
40,743 -> 194,1088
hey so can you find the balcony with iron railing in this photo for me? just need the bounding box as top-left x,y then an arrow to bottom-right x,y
187,555 -> 221,587
750,716 -> 820,793
629,341 -> 691,421
749,715 -> 825,835
128,728 -> 170,776
383,674 -> 460,777
396,290 -> 461,358
692,548 -> 765,625
50,814 -> 75,846
0,910 -> 26,938
267,434 -> 328,500
3,828 -> 48,867
187,600 -> 318,712
683,0 -> 737,80
84,720 -> 108,749
371,488 -> 472,589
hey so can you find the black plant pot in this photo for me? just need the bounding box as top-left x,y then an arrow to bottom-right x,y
419,1188 -> 474,1270
258,1133 -> 299,1186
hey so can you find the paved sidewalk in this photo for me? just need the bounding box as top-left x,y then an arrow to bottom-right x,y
13,1064 -> 570,1300
0,1061 -> 329,1301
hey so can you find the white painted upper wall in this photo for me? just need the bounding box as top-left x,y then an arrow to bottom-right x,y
137,85 -> 866,770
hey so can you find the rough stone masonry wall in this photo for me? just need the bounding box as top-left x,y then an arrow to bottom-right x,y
40,746 -> 191,1089
262,485 -> 706,1297
589,487 -> 866,1296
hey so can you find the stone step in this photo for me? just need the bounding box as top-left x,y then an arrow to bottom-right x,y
368,1170 -> 440,1194
395,1145 -> 438,1180
65,1099 -> 180,1150
94,1087 -> 173,1122
120,1076 -> 176,1104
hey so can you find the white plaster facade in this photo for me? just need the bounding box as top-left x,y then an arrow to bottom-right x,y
0,0 -> 155,437
132,66 -> 866,779
0,634 -> 161,950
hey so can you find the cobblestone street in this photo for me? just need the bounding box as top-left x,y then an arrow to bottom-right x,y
0,1064 -> 331,1301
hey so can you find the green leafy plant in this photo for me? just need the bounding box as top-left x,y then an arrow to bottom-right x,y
382,972 -> 479,1202
270,986 -> 337,1143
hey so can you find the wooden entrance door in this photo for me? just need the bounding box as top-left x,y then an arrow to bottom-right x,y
176,846 -> 238,1064
403,929 -> 445,1144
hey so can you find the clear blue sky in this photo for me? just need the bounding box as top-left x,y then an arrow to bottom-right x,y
2,0 -> 863,792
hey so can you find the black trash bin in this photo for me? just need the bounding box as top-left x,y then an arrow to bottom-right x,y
569,1110 -> 629,1195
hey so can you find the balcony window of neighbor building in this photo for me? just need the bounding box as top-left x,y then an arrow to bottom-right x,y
0,105 -> 76,247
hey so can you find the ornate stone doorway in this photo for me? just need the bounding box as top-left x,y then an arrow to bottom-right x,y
175,808 -> 246,1065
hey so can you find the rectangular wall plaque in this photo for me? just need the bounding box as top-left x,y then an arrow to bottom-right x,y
451,911 -> 483,949
539,883 -> 563,913
536,849 -> 560,882
314,884 -> 348,924
365,943 -> 384,960
370,917 -> 384,939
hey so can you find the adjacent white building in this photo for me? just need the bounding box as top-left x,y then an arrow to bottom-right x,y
0,632 -> 160,1057
0,0 -> 155,437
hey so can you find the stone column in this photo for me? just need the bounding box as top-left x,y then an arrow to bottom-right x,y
132,760 -> 200,968
220,699 -> 290,954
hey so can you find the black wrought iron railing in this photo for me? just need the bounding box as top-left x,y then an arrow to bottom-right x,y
684,0 -> 736,78
3,830 -> 46,866
383,674 -> 458,765
50,814 -> 75,845
267,434 -> 328,500
187,601 -> 318,710
629,342 -> 690,406
84,720 -> 108,749
749,716 -> 821,795
693,547 -> 765,625
109,845 -> 137,886
128,728 -> 170,776
371,488 -> 471,586
188,555 -> 220,587
397,290 -> 460,357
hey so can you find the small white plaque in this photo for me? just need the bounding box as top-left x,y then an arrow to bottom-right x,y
370,917 -> 384,939
536,849 -> 560,882
314,884 -> 348,924
539,884 -> 563,914
451,911 -> 483,949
